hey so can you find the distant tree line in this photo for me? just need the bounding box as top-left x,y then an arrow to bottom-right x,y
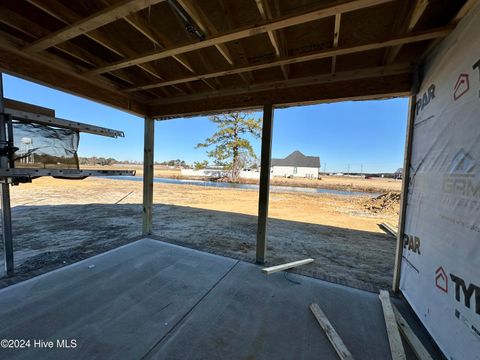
154,159 -> 187,167
78,156 -> 119,166
78,157 -> 190,167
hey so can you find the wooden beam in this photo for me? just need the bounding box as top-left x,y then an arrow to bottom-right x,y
147,73 -> 412,118
123,13 -> 196,74
256,104 -> 274,264
0,36 -> 147,116
378,290 -> 406,360
176,0 -> 235,66
24,0 -> 172,97
392,306 -> 434,360
255,0 -> 289,79
392,95 -> 416,292
85,0 -> 395,75
0,73 -> 14,277
262,259 -> 314,274
383,0 -> 428,65
420,0 -> 479,61
309,303 -> 355,360
142,116 -> 155,235
23,0 -> 167,53
149,64 -> 412,105
4,98 -> 55,117
331,13 -> 342,74
379,222 -> 398,238
126,27 -> 449,92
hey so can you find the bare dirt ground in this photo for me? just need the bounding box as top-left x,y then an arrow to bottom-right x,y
0,176 -> 400,291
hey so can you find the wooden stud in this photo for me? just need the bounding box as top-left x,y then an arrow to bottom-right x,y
23,0 -> 167,53
256,104 -> 274,264
85,0 -> 395,75
309,303 -> 355,360
125,28 -> 450,92
392,95 -> 416,292
142,116 -> 155,235
392,305 -> 434,360
378,290 -> 406,360
262,258 -> 314,274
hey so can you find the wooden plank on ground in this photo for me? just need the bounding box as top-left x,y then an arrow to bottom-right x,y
379,223 -> 398,238
392,305 -> 434,360
309,303 -> 355,360
261,258 -> 313,274
379,290 -> 406,360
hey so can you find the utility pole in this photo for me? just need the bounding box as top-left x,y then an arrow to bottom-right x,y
323,163 -> 327,174
361,163 -> 363,174
347,164 -> 350,174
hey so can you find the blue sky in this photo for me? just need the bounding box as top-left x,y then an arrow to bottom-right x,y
3,74 -> 408,173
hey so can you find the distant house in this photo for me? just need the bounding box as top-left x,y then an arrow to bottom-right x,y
271,151 -> 320,178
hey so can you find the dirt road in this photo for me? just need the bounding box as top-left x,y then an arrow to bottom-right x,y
0,176 -> 400,290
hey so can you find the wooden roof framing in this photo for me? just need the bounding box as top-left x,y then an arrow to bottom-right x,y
0,0 -> 476,118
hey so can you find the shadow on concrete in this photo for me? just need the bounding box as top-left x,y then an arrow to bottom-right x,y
0,203 -> 394,291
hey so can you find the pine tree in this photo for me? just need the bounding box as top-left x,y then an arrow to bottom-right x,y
196,112 -> 262,181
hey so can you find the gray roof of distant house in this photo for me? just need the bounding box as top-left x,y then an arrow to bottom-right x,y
271,151 -> 320,168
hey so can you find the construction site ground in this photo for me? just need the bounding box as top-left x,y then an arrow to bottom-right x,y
0,172 -> 401,291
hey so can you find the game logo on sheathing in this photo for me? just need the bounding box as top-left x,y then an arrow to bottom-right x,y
399,3 -> 480,359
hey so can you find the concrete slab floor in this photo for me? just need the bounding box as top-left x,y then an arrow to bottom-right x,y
0,239 -> 441,359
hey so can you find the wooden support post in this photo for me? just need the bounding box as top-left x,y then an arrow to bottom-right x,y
0,73 -> 14,277
256,104 -> 274,264
392,95 -> 416,292
142,116 -> 154,236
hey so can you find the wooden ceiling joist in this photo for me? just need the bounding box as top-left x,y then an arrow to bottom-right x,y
0,35 -> 146,116
85,0 -> 395,75
125,27 -> 451,92
23,0 -> 167,53
0,0 -> 474,118
255,0 -> 289,79
383,0 -> 429,65
331,13 -> 342,74
147,73 -> 412,118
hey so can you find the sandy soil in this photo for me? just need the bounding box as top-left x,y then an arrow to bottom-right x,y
0,176 -> 399,290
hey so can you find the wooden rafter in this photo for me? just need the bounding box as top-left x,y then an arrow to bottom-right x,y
125,27 -> 451,92
23,0 -> 167,53
85,0 -> 395,75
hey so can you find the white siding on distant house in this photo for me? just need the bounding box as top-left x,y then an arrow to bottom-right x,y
271,166 -> 318,178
